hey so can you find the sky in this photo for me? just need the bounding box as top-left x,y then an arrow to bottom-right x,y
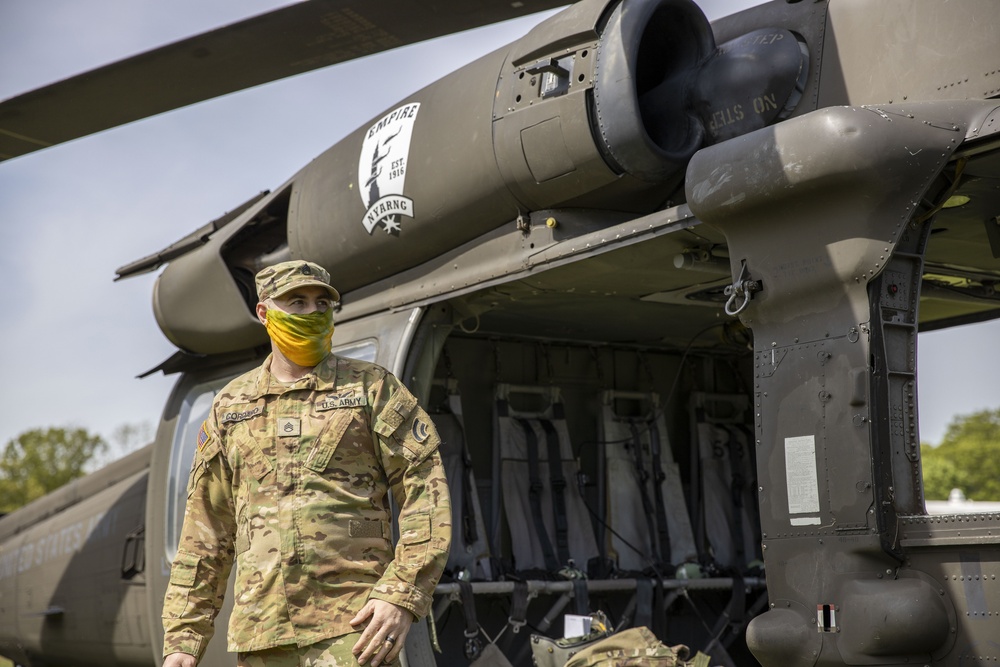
0,0 -> 997,460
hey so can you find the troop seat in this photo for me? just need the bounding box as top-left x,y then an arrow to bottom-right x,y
690,392 -> 761,572
598,390 -> 698,572
492,384 -> 599,575
430,378 -> 493,581
427,382 -> 766,666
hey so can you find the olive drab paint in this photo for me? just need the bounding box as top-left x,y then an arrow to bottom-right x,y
1,0 -> 999,666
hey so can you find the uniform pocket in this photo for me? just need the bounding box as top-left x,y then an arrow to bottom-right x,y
170,550 -> 201,587
374,391 -> 417,439
398,512 -> 431,545
304,444 -> 337,473
228,424 -> 274,482
396,512 -> 432,569
163,550 -> 203,620
303,408 -> 357,472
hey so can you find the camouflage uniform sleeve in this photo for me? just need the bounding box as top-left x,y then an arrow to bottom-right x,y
162,414 -> 236,662
368,372 -> 452,619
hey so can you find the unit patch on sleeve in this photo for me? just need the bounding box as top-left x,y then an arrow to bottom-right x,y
411,418 -> 430,443
197,420 -> 211,450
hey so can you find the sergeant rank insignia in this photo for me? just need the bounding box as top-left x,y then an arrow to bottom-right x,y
278,417 -> 301,436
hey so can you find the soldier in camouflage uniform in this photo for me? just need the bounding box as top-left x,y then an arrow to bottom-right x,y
162,260 -> 452,667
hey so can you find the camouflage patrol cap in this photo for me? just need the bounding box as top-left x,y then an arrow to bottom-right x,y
255,260 -> 341,302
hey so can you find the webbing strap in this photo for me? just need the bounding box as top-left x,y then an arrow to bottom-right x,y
709,569 -> 747,644
516,417 -> 560,572
634,578 -> 654,629
629,423 -> 662,565
733,423 -> 761,558
461,445 -> 479,546
458,580 -> 483,660
647,419 -> 673,566
726,428 -> 747,567
459,580 -> 479,634
539,419 -> 570,566
504,581 -> 531,648
510,581 -> 530,625
572,578 -> 590,615
652,577 -> 667,639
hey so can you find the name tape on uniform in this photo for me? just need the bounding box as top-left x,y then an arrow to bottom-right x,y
222,406 -> 263,424
316,392 -> 368,411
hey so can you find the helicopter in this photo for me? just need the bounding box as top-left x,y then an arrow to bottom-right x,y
1,0 -> 1000,665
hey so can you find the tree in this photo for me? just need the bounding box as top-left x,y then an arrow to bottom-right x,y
920,444 -> 973,500
0,427 -> 107,513
922,409 -> 1000,501
88,420 -> 153,471
111,421 -> 152,450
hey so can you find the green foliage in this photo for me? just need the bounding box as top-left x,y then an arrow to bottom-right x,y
0,427 -> 107,513
88,420 -> 153,472
922,408 -> 1000,501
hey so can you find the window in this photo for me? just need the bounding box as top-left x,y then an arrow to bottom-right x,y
333,339 -> 377,363
919,318 -> 1000,513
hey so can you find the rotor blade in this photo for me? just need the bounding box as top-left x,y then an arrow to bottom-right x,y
0,0 -> 567,163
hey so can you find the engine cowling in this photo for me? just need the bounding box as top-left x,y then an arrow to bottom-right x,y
153,0 -> 810,355
291,0 -> 716,290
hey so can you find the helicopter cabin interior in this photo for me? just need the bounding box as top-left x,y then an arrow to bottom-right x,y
396,213 -> 764,662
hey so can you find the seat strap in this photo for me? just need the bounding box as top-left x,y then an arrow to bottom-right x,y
461,444 -> 479,546
726,427 -> 747,568
647,419 -> 673,566
458,580 -> 483,660
539,418 -> 570,566
629,423 -> 662,565
572,578 -> 590,615
516,417 -> 560,572
500,581 -> 531,652
733,422 -> 762,560
634,578 -> 654,630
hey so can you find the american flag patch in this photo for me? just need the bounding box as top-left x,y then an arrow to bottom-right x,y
197,421 -> 210,449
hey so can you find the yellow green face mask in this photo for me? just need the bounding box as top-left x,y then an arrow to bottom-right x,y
264,308 -> 335,367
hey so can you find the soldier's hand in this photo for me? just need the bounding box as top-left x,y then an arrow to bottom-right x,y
350,599 -> 414,666
163,652 -> 197,667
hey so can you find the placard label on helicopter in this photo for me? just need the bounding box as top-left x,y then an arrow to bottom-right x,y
785,434 -> 821,517
358,103 -> 420,235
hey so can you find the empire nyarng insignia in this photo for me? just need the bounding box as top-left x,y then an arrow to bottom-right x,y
358,103 -> 420,235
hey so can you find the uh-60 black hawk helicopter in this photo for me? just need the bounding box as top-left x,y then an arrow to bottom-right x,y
1,0 -> 999,665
